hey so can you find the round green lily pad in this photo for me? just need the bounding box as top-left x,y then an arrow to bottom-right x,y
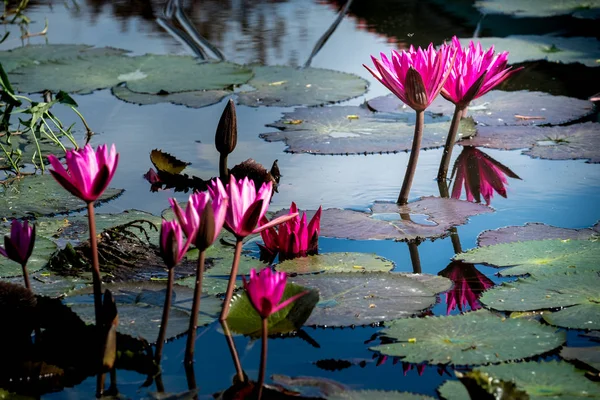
475,0 -> 600,19
371,310 -> 566,365
437,380 -> 469,400
0,174 -> 123,219
455,239 -> 600,276
477,222 -> 600,247
236,66 -> 368,107
4,270 -> 84,298
480,270 -> 600,329
560,346 -> 600,372
111,84 -> 230,108
0,236 -> 57,278
275,252 -> 395,274
288,272 -> 452,327
260,106 -> 475,155
327,390 -> 435,400
65,282 -> 222,342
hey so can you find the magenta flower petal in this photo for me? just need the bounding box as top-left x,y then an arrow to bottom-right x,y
1,220 -> 36,266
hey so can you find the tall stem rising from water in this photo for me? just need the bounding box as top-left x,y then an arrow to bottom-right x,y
185,250 -> 206,364
220,239 -> 243,321
398,110 -> 425,205
437,105 -> 465,181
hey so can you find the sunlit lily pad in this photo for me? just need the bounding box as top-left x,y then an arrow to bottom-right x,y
477,222 -> 600,247
523,122 -> 600,163
455,239 -> 600,276
0,174 -> 123,219
560,346 -> 600,371
371,310 -> 565,365
288,272 -> 452,327
10,55 -> 253,94
275,252 -> 395,274
480,270 -> 600,329
65,282 -> 221,342
366,93 -> 454,116
0,236 -> 57,277
111,84 -> 230,108
327,390 -> 435,400
260,106 -> 475,155
475,0 -> 600,19
236,66 -> 368,107
456,36 -> 600,68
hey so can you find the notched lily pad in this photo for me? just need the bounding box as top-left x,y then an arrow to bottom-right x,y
236,66 -> 368,107
275,252 -> 395,274
456,239 -> 600,276
288,272 -> 452,327
560,346 -> 600,371
0,236 -> 57,278
477,222 -> 600,247
371,310 -> 565,365
112,84 -> 230,108
260,106 -> 475,155
0,174 -> 123,219
475,0 -> 600,19
523,122 -> 600,163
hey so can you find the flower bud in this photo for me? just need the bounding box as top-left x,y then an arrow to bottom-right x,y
215,99 -> 237,155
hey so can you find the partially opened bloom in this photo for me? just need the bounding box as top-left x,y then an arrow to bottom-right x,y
0,220 -> 35,266
243,268 -> 308,319
451,146 -> 521,205
159,220 -> 189,269
48,144 -> 119,203
439,261 -> 494,314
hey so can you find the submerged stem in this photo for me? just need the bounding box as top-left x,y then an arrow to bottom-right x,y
87,202 -> 103,328
398,110 -> 425,205
155,267 -> 175,364
437,105 -> 465,181
184,250 -> 206,365
219,239 -> 243,321
256,317 -> 268,400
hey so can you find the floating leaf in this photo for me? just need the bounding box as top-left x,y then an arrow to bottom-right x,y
437,380 -> 471,400
65,282 -> 221,342
475,0 -> 600,19
0,237 -> 57,278
4,270 -> 84,298
480,271 -> 600,329
150,149 -> 190,175
560,346 -> 600,371
260,106 -> 475,155
327,390 -> 435,400
371,310 -> 565,365
477,222 -> 600,247
275,252 -> 394,274
288,272 -> 452,327
522,122 -> 600,163
0,174 -> 123,219
112,84 -> 229,108
455,239 -> 600,276
236,66 -> 368,107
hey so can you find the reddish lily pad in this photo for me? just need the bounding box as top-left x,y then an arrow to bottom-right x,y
478,222 -> 600,247
260,106 -> 475,155
560,346 -> 600,371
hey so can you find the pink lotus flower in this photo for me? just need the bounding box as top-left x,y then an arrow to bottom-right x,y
0,220 -> 35,266
242,268 -> 308,319
439,261 -> 495,314
451,146 -> 521,205
364,43 -> 456,111
259,203 -> 322,262
208,175 -> 298,239
48,144 -> 119,203
441,37 -> 522,106
159,220 -> 190,269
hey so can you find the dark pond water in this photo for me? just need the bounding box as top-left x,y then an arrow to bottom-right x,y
1,0 -> 600,398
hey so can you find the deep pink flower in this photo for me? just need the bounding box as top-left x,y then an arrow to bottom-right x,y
451,146 -> 521,205
441,37 -> 522,106
259,203 -> 322,262
439,261 -> 495,314
48,144 -> 119,203
208,175 -> 298,239
242,268 -> 308,319
364,43 -> 456,111
0,220 -> 35,266
159,220 -> 189,269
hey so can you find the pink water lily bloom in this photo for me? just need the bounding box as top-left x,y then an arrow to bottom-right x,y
159,220 -> 190,269
439,261 -> 495,314
48,144 -> 119,203
0,220 -> 36,266
243,268 -> 308,319
208,175 -> 298,239
441,37 -> 522,106
364,43 -> 456,111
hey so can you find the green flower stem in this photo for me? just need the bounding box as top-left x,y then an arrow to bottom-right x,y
256,317 -> 268,400
87,201 -> 103,328
437,104 -> 466,181
398,110 -> 425,205
184,250 -> 206,365
0,142 -> 20,174
46,113 -> 78,148
220,239 -> 243,321
69,106 -> 93,141
155,267 -> 175,364
41,118 -> 67,151
221,320 -> 245,383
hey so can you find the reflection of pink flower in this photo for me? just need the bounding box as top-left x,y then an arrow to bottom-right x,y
259,202 -> 322,262
0,220 -> 35,266
402,362 -> 426,376
243,268 -> 308,319
451,146 -> 521,205
144,168 -> 161,184
439,261 -> 495,314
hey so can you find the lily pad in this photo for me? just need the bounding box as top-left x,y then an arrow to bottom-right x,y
523,122 -> 600,163
371,310 -> 565,365
477,222 -> 600,247
0,174 -> 123,219
65,282 -> 222,342
260,106 -> 475,155
5,270 -> 85,298
455,239 -> 600,276
275,252 -> 395,274
480,270 -> 600,329
560,346 -> 600,371
0,236 -> 57,277
366,93 -> 454,116
236,66 -> 368,107
475,0 -> 600,19
111,84 -> 230,108
10,55 -> 253,94
288,272 -> 452,327
327,390 -> 435,400
455,36 -> 600,68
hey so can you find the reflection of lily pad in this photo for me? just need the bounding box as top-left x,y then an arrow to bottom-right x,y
477,222 -> 600,247
456,36 -> 600,68
0,236 -> 57,277
328,390 -> 435,400
260,106 -> 475,155
475,0 -> 600,19
480,271 -> 600,329
0,174 -> 123,219
288,272 -> 452,327
275,252 -> 394,274
111,85 -> 230,108
455,239 -> 600,276
65,282 -> 221,342
11,55 -> 253,94
560,346 -> 600,371
237,66 -> 368,107
371,310 -> 565,365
